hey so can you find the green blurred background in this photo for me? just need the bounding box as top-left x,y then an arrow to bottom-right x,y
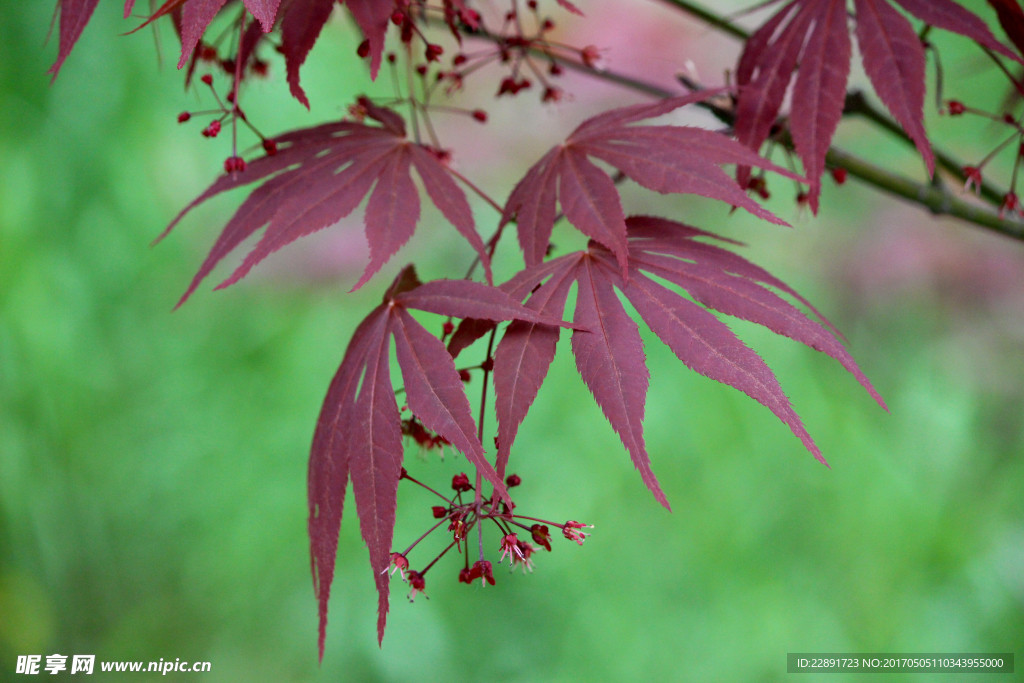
1,1 -> 1022,681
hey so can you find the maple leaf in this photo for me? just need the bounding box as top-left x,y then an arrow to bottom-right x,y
501,89 -> 803,273
735,0 -> 1023,211
281,0 -> 338,107
308,266 -> 579,654
492,215 -> 887,507
156,102 -> 493,306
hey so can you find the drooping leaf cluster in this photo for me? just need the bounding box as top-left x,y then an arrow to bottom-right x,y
41,0 -> 1024,659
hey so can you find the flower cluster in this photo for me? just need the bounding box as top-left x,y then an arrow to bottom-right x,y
389,470 -> 591,601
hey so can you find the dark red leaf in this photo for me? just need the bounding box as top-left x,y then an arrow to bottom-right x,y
612,262 -> 826,466
988,0 -> 1024,56
557,149 -> 630,276
347,310 -> 403,646
162,116 -> 489,303
178,0 -> 228,69
853,0 -> 934,177
491,215 -> 884,507
447,318 -> 496,359
309,305 -> 388,658
505,91 -> 791,269
281,0 -> 337,107
391,308 -> 509,501
408,145 -> 491,284
353,145 -> 421,291
395,279 -> 575,327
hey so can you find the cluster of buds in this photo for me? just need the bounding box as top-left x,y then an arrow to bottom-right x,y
941,99 -> 1024,215
387,469 -> 592,601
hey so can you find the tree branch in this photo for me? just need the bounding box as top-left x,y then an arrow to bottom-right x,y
445,5 -> 1024,242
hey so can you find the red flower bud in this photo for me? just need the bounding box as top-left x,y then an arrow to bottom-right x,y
425,44 -> 444,62
432,506 -> 448,519
442,321 -> 455,335
201,73 -> 214,86
202,120 -> 221,138
831,167 -> 847,185
177,112 -> 191,123
472,109 -> 488,123
262,138 -> 278,156
947,100 -> 965,116
357,40 -> 370,58
530,524 -> 552,551
451,473 -> 472,492
458,369 -> 472,382
505,473 -> 521,487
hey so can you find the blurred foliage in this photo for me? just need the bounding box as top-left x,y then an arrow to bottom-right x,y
1,1 -> 1022,681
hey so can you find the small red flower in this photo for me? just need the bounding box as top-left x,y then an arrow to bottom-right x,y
262,138 -> 278,156
831,167 -> 847,185
458,567 -> 473,584
386,552 -> 409,579
530,524 -> 552,551
425,44 -> 444,62
466,560 -> 495,586
200,73 -> 214,86
406,570 -> 426,600
505,473 -> 521,487
432,505 -> 448,519
511,540 -> 537,573
357,40 -> 370,58
963,166 -> 983,195
458,369 -> 472,382
499,533 -> 524,563
442,321 -> 455,335
224,156 -> 246,173
947,100 -> 966,116
562,520 -> 593,545
1000,192 -> 1020,218
580,45 -> 603,69
177,112 -> 191,123
472,109 -> 488,123
451,473 -> 472,492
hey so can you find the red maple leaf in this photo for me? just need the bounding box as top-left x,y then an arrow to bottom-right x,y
735,0 -> 1023,210
308,265 -> 579,655
501,89 -> 803,273
488,215 -> 887,506
156,101 -> 493,305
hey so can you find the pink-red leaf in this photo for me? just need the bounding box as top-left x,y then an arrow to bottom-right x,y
353,145 -> 421,291
391,308 -> 508,501
347,311 -> 403,646
612,262 -> 826,467
853,0 -> 934,177
493,255 -> 581,478
571,257 -> 669,509
790,0 -> 852,211
395,279 -> 576,328
558,149 -> 630,275
309,305 -> 388,659
346,0 -> 393,79
502,147 -> 561,267
408,146 -> 491,284
243,0 -> 282,30
48,0 -> 102,79
893,0 -> 1024,63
